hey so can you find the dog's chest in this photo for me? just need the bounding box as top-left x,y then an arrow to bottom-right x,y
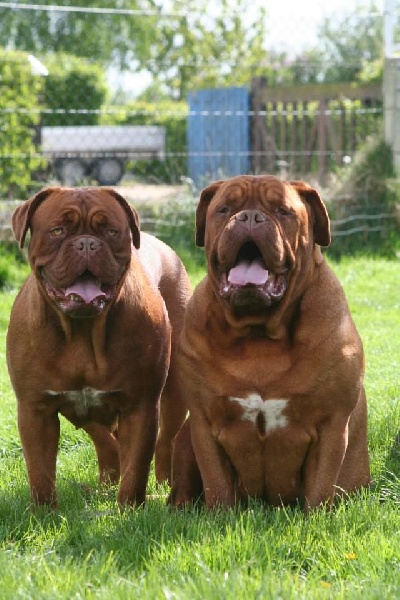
45,387 -> 121,426
47,387 -> 105,414
215,392 -> 314,498
197,332 -> 319,441
223,392 -> 290,440
229,393 -> 289,436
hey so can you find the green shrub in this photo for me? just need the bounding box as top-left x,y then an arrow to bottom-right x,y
0,49 -> 45,198
0,243 -> 29,290
101,99 -> 188,183
326,136 -> 399,258
42,53 -> 108,126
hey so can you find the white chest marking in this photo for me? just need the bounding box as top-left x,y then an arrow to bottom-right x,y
229,394 -> 289,434
46,387 -> 108,417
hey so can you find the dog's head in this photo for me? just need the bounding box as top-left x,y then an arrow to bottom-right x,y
195,175 -> 330,318
12,187 -> 140,318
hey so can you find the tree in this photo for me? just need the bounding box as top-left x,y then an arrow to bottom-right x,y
315,4 -> 383,83
146,0 -> 268,99
0,0 -> 158,69
0,49 -> 45,197
0,0 -> 268,99
42,54 -> 108,126
261,5 -> 383,88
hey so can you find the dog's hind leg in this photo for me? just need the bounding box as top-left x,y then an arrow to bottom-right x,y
155,357 -> 188,484
83,423 -> 120,484
167,418 -> 204,507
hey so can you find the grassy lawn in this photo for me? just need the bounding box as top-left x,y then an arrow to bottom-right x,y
0,256 -> 399,599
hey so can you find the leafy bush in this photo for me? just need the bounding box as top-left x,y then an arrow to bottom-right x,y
101,99 -> 188,183
326,136 -> 399,258
42,53 -> 108,126
0,49 -> 45,198
0,243 -> 29,290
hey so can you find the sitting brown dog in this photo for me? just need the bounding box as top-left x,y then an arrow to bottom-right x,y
169,175 -> 370,511
6,186 -> 191,508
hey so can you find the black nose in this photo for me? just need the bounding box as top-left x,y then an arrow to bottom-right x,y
235,209 -> 267,226
73,236 -> 101,256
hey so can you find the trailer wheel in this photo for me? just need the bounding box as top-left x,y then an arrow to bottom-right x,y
55,158 -> 86,185
93,158 -> 124,186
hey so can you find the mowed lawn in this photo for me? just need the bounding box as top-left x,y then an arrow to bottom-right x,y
0,256 -> 399,599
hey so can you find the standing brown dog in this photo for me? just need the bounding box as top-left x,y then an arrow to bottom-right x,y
169,175 -> 370,511
6,186 -> 191,508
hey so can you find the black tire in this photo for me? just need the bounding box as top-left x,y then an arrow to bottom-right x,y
55,158 -> 86,185
93,158 -> 124,186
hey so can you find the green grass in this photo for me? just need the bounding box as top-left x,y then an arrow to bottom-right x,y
0,256 -> 399,599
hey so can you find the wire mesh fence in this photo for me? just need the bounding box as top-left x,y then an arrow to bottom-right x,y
0,1 -> 398,250
0,1 -> 383,190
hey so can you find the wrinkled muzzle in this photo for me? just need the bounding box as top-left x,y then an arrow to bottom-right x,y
214,210 -> 289,311
40,234 -> 127,318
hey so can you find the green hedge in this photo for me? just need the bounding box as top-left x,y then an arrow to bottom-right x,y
326,137 -> 399,258
0,242 -> 30,289
101,99 -> 188,183
42,53 -> 108,126
0,49 -> 44,198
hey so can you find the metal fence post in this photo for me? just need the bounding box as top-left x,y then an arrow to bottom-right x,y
384,0 -> 400,175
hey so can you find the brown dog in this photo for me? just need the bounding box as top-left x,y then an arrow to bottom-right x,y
169,175 -> 370,511
6,186 -> 191,508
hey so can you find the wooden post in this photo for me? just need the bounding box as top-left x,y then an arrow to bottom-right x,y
384,56 -> 400,175
317,99 -> 328,184
250,77 -> 276,173
384,2 -> 400,174
250,77 -> 265,173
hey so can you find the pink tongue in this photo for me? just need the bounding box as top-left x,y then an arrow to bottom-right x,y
228,259 -> 269,286
65,276 -> 105,304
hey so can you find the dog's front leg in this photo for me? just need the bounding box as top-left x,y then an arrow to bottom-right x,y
191,410 -> 236,508
17,404 -> 60,507
116,402 -> 158,507
303,415 -> 349,510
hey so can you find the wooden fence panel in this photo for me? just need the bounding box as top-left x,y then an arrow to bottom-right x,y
250,78 -> 383,183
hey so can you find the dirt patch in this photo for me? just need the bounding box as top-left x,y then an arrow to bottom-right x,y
113,184 -> 189,205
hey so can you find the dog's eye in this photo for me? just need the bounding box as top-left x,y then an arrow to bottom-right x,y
107,228 -> 118,237
216,206 -> 230,215
275,206 -> 292,217
50,227 -> 64,237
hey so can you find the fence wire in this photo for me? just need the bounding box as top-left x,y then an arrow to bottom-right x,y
0,2 -> 397,249
0,3 -> 386,186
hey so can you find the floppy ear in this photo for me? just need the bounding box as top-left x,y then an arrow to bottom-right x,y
105,189 -> 141,249
290,180 -> 331,247
195,180 -> 225,247
12,188 -> 57,248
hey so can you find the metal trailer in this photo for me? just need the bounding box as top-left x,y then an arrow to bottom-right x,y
41,125 -> 166,185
